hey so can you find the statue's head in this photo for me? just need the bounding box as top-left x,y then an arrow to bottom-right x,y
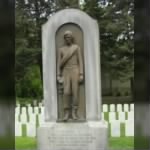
64,30 -> 73,45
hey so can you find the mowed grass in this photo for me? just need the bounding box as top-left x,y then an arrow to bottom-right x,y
15,137 -> 36,149
109,137 -> 134,149
15,112 -> 134,149
15,137 -> 134,149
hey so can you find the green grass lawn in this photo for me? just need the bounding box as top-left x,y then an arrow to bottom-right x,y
15,112 -> 134,149
15,137 -> 36,149
15,137 -> 134,149
109,137 -> 134,149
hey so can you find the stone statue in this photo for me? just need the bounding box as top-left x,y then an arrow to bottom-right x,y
57,30 -> 83,121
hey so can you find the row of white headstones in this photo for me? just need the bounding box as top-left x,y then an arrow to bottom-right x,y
15,103 -> 134,137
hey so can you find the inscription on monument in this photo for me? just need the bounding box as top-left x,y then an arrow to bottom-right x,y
48,129 -> 96,150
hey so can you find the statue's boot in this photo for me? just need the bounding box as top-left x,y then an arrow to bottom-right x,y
72,108 -> 78,120
63,109 -> 69,121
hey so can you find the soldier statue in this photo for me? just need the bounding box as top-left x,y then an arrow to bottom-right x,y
57,30 -> 83,121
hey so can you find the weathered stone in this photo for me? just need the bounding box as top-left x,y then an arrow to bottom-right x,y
38,8 -> 108,150
37,122 -> 108,150
42,8 -> 102,122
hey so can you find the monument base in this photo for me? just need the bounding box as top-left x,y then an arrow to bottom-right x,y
37,121 -> 108,150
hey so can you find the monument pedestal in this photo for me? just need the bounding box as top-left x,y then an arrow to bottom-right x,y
37,121 -> 108,150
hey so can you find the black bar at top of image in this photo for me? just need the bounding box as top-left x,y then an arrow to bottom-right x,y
0,0 -> 15,150
134,0 -> 150,149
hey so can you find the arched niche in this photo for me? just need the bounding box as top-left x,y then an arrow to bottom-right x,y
56,23 -> 86,121
42,9 -> 101,122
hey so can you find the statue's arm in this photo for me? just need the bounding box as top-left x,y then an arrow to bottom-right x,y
77,46 -> 83,75
57,49 -> 62,77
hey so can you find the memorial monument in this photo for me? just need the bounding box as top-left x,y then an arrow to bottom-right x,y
37,8 -> 108,150
57,30 -> 84,121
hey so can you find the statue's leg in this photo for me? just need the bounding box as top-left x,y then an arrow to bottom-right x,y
63,70 -> 71,121
71,68 -> 79,120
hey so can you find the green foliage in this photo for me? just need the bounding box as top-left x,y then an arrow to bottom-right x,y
16,65 -> 42,98
56,0 -> 79,9
16,97 -> 35,105
83,0 -> 134,80
15,0 -> 57,98
15,0 -> 134,98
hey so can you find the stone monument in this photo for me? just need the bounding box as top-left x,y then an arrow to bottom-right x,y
57,30 -> 84,121
37,8 -> 108,150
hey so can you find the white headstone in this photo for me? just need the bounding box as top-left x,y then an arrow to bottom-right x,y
127,111 -> 134,120
130,104 -> 134,111
20,113 -> 28,124
109,112 -> 116,122
29,114 -> 36,123
26,123 -> 36,137
110,121 -> 121,137
110,104 -> 115,112
28,106 -> 33,114
124,104 -> 129,112
21,107 -> 27,114
34,107 -> 39,114
102,104 -> 108,112
15,114 -> 19,122
118,112 -> 126,123
15,122 -> 22,136
125,120 -> 134,136
117,104 -> 122,112
38,114 -> 45,126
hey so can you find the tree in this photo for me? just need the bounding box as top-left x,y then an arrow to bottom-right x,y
56,0 -> 79,8
15,0 -> 58,98
16,0 -> 57,79
15,0 -> 134,98
83,0 -> 134,80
